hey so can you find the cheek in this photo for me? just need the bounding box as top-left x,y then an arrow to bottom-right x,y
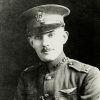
32,41 -> 42,50
52,36 -> 64,48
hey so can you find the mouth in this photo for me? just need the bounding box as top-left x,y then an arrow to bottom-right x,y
41,47 -> 53,54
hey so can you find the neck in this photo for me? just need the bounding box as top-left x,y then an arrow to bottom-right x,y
46,51 -> 67,72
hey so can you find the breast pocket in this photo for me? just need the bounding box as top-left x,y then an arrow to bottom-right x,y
58,87 -> 79,100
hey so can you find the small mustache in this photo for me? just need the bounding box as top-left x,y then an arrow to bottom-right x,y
41,47 -> 53,52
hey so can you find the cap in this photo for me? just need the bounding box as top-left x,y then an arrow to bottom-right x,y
20,4 -> 70,35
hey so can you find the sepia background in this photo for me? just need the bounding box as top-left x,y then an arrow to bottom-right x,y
0,0 -> 100,100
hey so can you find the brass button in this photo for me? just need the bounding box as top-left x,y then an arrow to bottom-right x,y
45,74 -> 52,80
39,96 -> 45,100
44,93 -> 49,98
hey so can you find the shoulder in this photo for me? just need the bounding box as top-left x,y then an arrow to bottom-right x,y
66,59 -> 100,99
67,58 -> 100,74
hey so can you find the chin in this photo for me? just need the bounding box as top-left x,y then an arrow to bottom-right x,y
41,58 -> 55,62
40,55 -> 58,62
42,59 -> 53,62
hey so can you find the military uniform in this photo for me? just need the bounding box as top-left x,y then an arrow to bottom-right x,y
14,4 -> 100,100
14,52 -> 100,100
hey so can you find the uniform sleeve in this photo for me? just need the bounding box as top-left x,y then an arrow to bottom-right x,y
80,67 -> 100,100
13,73 -> 27,100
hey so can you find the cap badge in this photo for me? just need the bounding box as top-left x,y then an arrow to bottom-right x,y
35,12 -> 45,24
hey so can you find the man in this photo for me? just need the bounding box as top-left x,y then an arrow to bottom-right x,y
14,4 -> 100,100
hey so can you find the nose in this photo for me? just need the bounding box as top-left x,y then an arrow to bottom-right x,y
42,35 -> 50,47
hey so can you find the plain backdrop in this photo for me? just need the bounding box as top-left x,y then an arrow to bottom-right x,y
0,0 -> 100,100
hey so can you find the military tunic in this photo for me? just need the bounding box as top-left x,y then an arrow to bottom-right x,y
14,54 -> 100,100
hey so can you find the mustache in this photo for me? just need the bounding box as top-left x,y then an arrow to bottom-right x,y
41,47 -> 53,52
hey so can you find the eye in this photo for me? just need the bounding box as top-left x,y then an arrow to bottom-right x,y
48,32 -> 54,38
34,35 -> 42,40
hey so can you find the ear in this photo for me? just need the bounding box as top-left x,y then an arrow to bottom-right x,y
62,31 -> 69,44
27,37 -> 34,48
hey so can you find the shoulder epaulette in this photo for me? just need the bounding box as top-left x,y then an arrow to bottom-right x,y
24,62 -> 42,72
24,65 -> 35,72
67,58 -> 93,73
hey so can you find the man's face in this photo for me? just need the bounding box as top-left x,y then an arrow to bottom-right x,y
28,27 -> 68,62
